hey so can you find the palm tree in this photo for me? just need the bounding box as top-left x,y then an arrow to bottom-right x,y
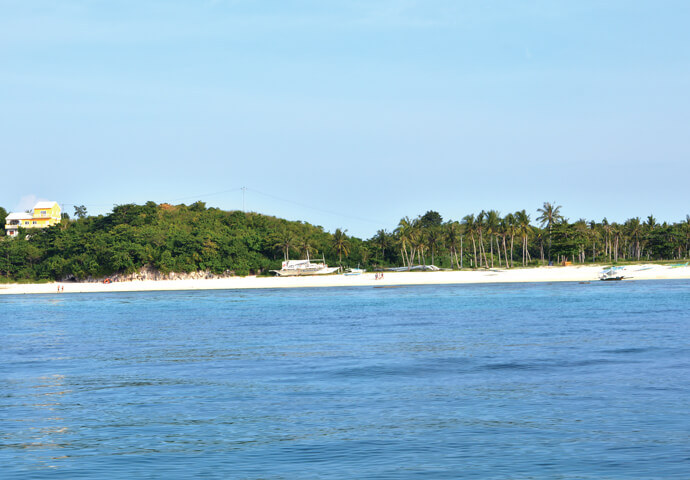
681,215 -> 690,258
462,214 -> 478,268
611,222 -> 622,262
573,218 -> 589,263
536,201 -> 563,262
415,230 -> 428,267
535,229 -> 546,262
646,215 -> 657,230
331,228 -> 350,266
477,211 -> 488,268
485,210 -> 500,268
601,218 -> 612,261
499,215 -> 512,268
273,229 -> 294,261
427,226 -> 441,266
298,235 -> 316,260
626,217 -> 642,261
395,217 -> 414,267
589,220 -> 599,262
503,213 -> 516,268
373,229 -> 389,265
515,210 -> 532,266
407,220 -> 423,268
445,221 -> 462,269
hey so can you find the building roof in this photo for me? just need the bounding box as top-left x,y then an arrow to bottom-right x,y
34,201 -> 59,209
6,212 -> 32,220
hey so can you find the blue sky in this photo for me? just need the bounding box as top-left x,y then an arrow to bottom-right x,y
2,0 -> 689,238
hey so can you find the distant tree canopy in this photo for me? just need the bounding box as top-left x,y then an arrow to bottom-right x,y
0,202 -> 363,281
73,205 -> 88,219
419,210 -> 443,229
1,201 -> 690,282
0,206 -> 7,236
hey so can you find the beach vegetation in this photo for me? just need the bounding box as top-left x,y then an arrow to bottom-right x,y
2,201 -> 690,282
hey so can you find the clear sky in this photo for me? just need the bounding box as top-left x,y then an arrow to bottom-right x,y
2,0 -> 689,238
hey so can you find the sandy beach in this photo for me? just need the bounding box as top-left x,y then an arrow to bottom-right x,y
1,264 -> 689,295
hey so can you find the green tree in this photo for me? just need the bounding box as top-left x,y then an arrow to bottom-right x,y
426,226 -> 441,266
274,228 -> 295,261
462,214 -> 478,268
331,228 -> 350,266
73,205 -> 88,219
419,210 -> 443,229
536,201 -> 563,262
395,217 -> 414,267
372,229 -> 390,265
445,221 -> 462,269
485,210 -> 500,268
0,206 -> 7,236
514,210 -> 532,266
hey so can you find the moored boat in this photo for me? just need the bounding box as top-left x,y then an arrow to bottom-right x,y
600,266 -> 625,281
270,254 -> 339,276
344,267 -> 365,276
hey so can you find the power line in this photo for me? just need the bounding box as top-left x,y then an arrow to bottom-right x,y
168,187 -> 243,203
248,188 -> 385,225
60,187 -> 387,226
61,203 -> 116,207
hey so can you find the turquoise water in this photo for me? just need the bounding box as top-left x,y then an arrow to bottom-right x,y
2,281 -> 689,479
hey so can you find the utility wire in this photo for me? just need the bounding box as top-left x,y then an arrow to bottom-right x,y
168,187 -> 243,203
61,187 -> 386,226
248,188 -> 385,225
61,203 -> 116,207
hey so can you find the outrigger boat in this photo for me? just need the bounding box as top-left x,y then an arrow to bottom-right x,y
344,267 -> 365,276
600,266 -> 625,281
270,253 -> 339,277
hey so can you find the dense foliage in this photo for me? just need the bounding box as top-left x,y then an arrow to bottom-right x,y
0,201 -> 362,281
2,201 -> 690,281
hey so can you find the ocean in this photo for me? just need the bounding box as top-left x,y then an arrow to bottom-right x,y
2,281 -> 689,479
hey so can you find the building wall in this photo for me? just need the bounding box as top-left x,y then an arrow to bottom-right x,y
32,203 -> 61,227
4,202 -> 61,236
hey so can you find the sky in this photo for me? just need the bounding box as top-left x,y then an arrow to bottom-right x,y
2,0 -> 689,238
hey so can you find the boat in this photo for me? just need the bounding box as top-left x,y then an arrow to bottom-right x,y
633,265 -> 653,271
600,266 -> 625,281
386,265 -> 440,272
344,267 -> 365,276
270,254 -> 339,277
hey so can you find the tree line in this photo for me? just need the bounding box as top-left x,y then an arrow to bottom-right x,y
1,201 -> 690,281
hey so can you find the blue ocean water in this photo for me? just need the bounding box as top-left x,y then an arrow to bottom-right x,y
1,281 -> 689,479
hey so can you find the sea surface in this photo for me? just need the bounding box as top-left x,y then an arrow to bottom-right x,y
1,281 -> 689,479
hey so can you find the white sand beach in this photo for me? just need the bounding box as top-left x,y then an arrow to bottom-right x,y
1,264 -> 689,295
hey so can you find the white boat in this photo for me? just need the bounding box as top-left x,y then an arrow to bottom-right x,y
387,265 -> 440,272
271,254 -> 339,277
344,267 -> 365,276
600,266 -> 625,281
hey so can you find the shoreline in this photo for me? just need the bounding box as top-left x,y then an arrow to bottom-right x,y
2,264 -> 690,296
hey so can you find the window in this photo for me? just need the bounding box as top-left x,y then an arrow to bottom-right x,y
24,221 -> 29,225
33,221 -> 38,225
41,211 -> 47,217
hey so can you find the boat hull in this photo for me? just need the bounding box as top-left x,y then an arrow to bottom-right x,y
271,267 -> 339,277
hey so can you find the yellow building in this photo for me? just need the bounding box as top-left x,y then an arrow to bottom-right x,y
5,201 -> 62,237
